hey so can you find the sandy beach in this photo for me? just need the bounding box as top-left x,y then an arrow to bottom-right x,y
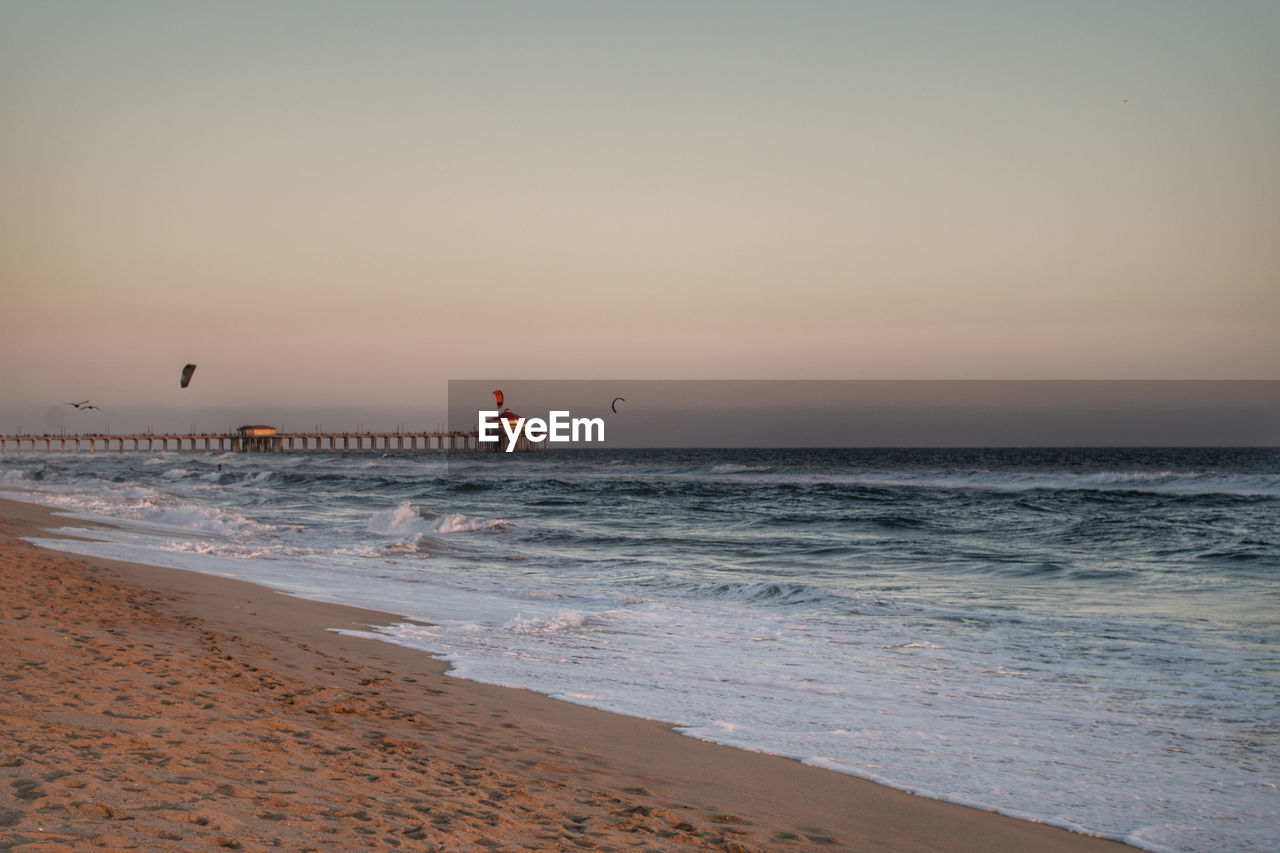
0,497 -> 1135,852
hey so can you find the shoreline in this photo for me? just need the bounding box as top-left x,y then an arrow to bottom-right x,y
1,496 -> 1135,851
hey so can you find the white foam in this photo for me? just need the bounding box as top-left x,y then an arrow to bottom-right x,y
508,611 -> 589,633
368,501 -> 512,536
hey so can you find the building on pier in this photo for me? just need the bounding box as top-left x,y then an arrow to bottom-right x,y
236,425 -> 281,453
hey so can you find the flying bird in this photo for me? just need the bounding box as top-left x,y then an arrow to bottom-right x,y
67,400 -> 90,409
180,364 -> 197,388
611,397 -> 625,414
81,404 -> 103,412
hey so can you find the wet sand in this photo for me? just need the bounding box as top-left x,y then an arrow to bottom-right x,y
0,497 -> 1134,851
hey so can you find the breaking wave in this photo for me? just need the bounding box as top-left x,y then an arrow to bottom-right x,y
367,501 -> 514,547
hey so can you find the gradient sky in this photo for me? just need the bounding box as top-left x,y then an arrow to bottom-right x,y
2,1 -> 1277,434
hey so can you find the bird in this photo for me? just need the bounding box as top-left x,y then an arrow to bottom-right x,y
67,400 -> 90,409
81,404 -> 103,411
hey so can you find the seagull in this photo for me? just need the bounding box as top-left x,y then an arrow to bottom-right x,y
67,400 -> 90,409
81,404 -> 103,412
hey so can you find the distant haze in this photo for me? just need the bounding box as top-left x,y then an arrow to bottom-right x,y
2,3 -> 1276,433
448,381 -> 1278,447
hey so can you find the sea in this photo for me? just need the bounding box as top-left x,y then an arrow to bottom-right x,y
2,446 -> 1276,853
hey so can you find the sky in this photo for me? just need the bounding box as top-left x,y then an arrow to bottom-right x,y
2,1 -> 1277,438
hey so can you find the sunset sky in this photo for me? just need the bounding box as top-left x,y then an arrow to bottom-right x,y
2,1 -> 1277,435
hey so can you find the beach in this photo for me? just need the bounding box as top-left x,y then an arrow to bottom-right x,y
0,496 -> 1138,852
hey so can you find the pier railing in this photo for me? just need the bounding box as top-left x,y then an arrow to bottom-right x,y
0,431 -> 541,454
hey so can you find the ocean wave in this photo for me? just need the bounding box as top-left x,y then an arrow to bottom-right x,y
160,539 -> 322,560
367,500 -> 514,539
866,514 -> 928,529
379,540 -> 450,557
710,463 -> 775,474
508,611 -> 591,633
445,481 -> 495,492
435,513 -> 515,534
140,502 -> 275,537
504,608 -> 637,635
1194,543 -> 1277,564
16,483 -> 275,539
233,471 -> 275,486
688,580 -> 880,612
1059,471 -> 1280,497
821,470 -> 1280,498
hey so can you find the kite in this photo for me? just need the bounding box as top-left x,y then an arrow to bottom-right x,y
493,389 -> 504,407
611,397 -> 625,414
180,364 -> 197,389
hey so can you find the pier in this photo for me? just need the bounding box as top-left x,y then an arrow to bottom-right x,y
0,430 -> 540,454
